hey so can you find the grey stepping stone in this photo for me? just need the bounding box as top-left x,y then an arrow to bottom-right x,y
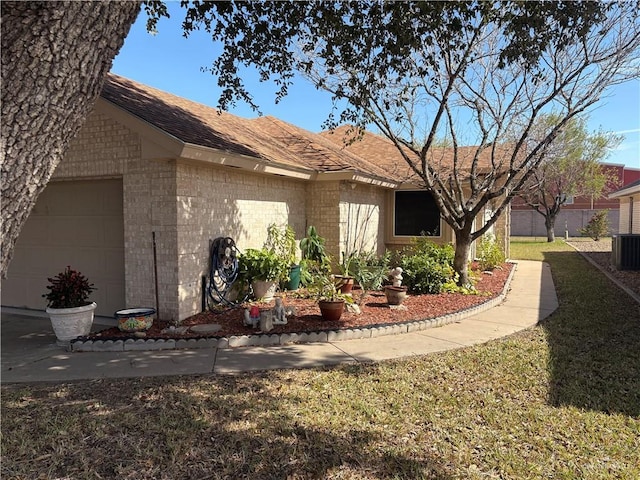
189,324 -> 222,334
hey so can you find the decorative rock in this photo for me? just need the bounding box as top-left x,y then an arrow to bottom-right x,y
389,304 -> 408,311
161,326 -> 190,335
346,303 -> 361,314
134,331 -> 147,338
189,324 -> 222,334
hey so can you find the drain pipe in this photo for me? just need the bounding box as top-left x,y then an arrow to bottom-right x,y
152,231 -> 160,320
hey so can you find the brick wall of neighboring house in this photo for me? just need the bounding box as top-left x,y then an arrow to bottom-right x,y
123,158 -> 177,320
174,162 -> 307,320
339,182 -> 387,258
481,200 -> 511,259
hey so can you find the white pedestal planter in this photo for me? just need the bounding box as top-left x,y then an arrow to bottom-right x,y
251,280 -> 278,301
46,302 -> 97,346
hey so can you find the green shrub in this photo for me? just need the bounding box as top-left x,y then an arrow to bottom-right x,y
580,210 -> 610,241
398,240 -> 456,294
349,250 -> 390,302
477,235 -> 506,271
238,248 -> 289,282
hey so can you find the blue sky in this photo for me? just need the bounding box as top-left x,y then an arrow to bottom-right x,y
111,4 -> 640,169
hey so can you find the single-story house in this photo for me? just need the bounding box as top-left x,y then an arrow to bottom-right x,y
2,74 -> 508,322
609,179 -> 640,270
609,178 -> 640,234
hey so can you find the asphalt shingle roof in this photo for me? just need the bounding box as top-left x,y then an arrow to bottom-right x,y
101,74 -> 395,183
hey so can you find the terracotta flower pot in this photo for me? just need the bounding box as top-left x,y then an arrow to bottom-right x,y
318,299 -> 345,321
335,275 -> 355,294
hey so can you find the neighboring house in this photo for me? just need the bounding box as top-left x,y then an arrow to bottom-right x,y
510,162 -> 640,237
609,179 -> 640,270
609,179 -> 640,234
2,74 -> 508,322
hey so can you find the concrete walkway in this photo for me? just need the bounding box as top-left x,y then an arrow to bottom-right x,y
1,260 -> 557,384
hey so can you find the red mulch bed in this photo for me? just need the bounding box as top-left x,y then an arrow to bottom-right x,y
90,263 -> 513,341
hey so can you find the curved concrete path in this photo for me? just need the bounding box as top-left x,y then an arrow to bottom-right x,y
0,260 -> 557,384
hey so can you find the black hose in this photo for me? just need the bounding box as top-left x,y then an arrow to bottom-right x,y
207,237 -> 246,308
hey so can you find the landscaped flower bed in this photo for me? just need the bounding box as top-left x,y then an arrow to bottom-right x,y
90,262 -> 513,341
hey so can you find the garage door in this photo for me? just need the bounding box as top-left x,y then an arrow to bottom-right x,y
3,179 -> 125,317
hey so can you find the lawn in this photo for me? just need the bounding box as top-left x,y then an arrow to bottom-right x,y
2,241 -> 639,479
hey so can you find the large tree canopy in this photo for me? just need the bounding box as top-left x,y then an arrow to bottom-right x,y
1,1 -> 140,276
2,1 -> 639,285
162,0 -> 640,284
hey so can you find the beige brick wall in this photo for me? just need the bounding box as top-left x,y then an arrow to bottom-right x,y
305,181 -> 341,263
54,111 -> 136,178
339,182 -> 387,257
175,162 -> 307,320
480,199 -> 510,259
123,158 -> 178,321
50,108 -> 181,321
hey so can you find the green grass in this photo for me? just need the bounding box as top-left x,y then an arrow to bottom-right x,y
2,240 -> 639,479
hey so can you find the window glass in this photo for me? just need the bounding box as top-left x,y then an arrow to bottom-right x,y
394,190 -> 441,236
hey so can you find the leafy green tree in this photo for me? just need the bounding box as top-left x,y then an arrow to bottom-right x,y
516,116 -> 622,242
157,1 -> 640,285
3,0 -> 640,288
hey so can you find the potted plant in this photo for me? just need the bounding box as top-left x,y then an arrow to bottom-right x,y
299,226 -> 331,287
238,248 -> 289,301
308,272 -> 353,321
264,223 -> 300,290
335,251 -> 356,293
350,250 -> 390,305
43,266 -> 97,346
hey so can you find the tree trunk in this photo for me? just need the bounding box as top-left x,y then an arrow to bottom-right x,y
545,215 -> 556,242
453,229 -> 472,286
1,1 -> 140,276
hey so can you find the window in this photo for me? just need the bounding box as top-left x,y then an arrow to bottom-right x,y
394,190 -> 441,236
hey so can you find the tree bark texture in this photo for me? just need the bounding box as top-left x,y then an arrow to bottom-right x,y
453,228 -> 472,287
1,1 -> 140,276
545,216 -> 556,243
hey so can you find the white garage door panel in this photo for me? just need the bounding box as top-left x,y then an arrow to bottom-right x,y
2,179 -> 125,317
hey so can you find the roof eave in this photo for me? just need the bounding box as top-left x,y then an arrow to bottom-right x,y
180,143 -> 316,180
318,171 -> 399,189
609,184 -> 640,199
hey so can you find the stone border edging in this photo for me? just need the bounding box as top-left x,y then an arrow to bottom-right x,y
70,262 -> 518,353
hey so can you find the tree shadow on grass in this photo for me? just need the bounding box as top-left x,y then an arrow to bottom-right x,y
1,369 -> 452,479
541,250 -> 640,417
